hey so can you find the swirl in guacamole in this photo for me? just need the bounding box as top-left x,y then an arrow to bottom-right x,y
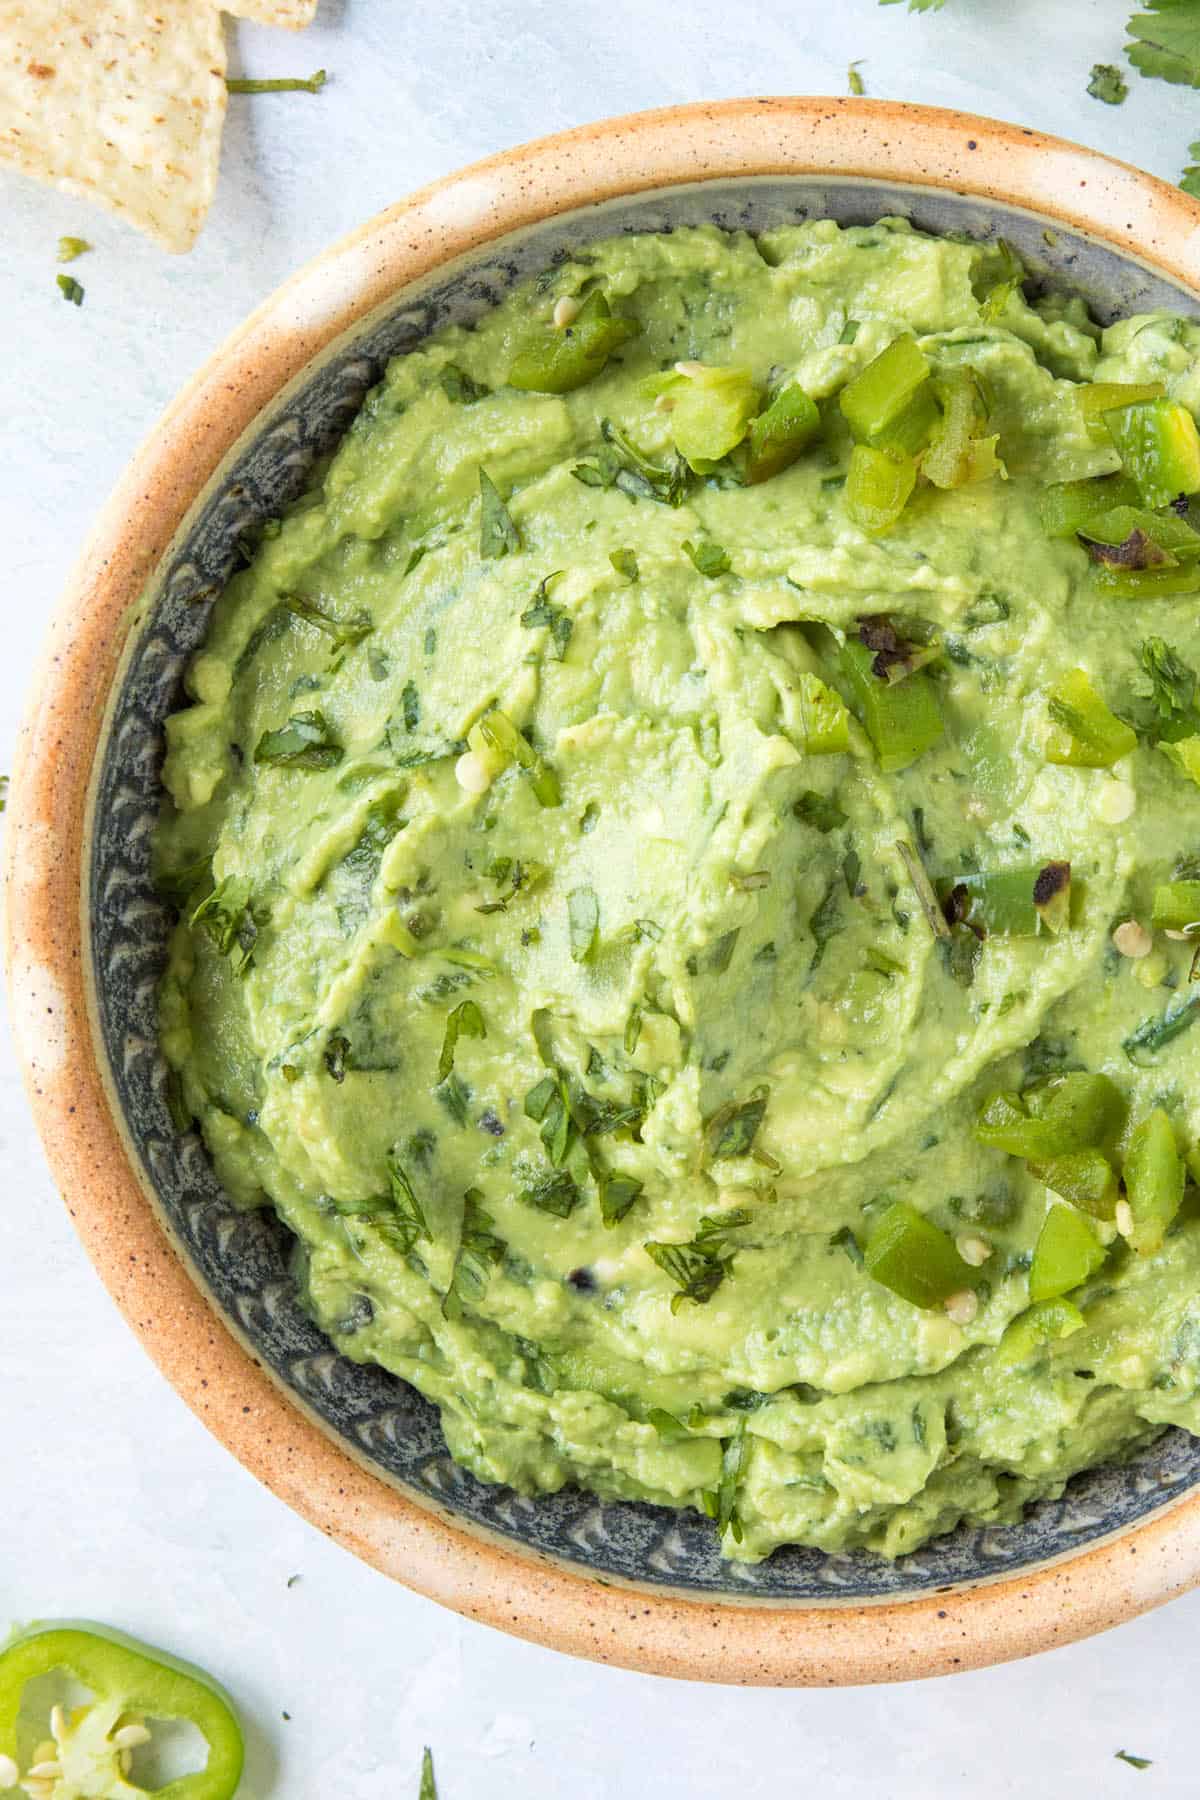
157,219 -> 1200,1560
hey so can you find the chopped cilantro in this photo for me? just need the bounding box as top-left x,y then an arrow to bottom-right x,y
793,790 -> 847,832
1115,1750 -> 1152,1771
682,538 -> 731,577
479,467 -> 521,558
1184,141 -> 1200,198
438,999 -> 486,1081
848,61 -> 865,95
401,680 -> 420,733
445,1189 -> 505,1311
57,236 -> 91,262
255,709 -> 343,769
190,876 -> 265,976
524,1071 -> 573,1165
599,1172 -> 644,1226
831,1224 -> 864,1265
439,363 -> 488,403
520,573 -> 573,659
808,878 -> 843,969
567,885 -> 600,962
610,547 -> 640,581
1088,63 -> 1129,103
420,1746 -> 438,1799
644,1209 -> 751,1311
1138,636 -> 1200,742
281,593 -> 373,663
706,1086 -> 768,1161
56,273 -> 84,306
518,1168 -> 583,1217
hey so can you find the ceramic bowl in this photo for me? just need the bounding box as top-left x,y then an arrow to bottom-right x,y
10,97 -> 1200,1686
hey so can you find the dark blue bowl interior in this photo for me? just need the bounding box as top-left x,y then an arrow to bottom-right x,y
91,176 -> 1200,1601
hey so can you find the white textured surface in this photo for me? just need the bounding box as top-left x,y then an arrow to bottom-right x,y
3,3 -> 1200,1794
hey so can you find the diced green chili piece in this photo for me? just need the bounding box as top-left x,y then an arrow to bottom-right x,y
0,1621 -> 244,1800
1152,880 -> 1200,931
844,443 -> 918,533
995,1297 -> 1086,1367
796,671 -> 850,754
1104,398 -> 1200,508
839,637 -> 943,771
668,364 -> 758,468
1124,1107 -> 1185,1255
1080,504 -> 1200,559
975,1073 -> 1125,1159
507,289 -> 639,393
1040,471 -> 1143,538
1092,561 -> 1200,598
922,369 -> 1000,489
745,382 -> 821,482
864,1200 -> 974,1309
840,335 -> 934,448
1029,1203 -> 1106,1302
1044,668 -> 1137,767
1076,380 -> 1165,431
1028,1148 -> 1119,1220
471,708 -> 561,806
940,867 -> 1064,937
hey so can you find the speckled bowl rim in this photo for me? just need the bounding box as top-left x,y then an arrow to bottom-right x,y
11,96 -> 1200,1685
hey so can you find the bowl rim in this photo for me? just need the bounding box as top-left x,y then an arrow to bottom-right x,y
10,94 -> 1200,1686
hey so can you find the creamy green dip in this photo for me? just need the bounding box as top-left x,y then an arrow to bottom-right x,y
157,220 -> 1200,1561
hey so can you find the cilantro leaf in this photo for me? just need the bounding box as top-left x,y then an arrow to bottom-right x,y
1088,62 -> 1129,102
518,1168 -> 583,1217
644,1209 -> 752,1311
610,548 -> 640,582
682,538 -> 731,577
599,1172 -> 644,1226
445,1189 -> 506,1311
189,876 -> 266,976
420,1747 -> 438,1799
520,573 -> 573,659
439,364 -> 488,404
1127,1 -> 1200,85
479,467 -> 521,558
255,709 -> 343,769
567,885 -> 600,962
1137,635 -> 1200,740
705,1087 -> 768,1161
1115,1749 -> 1153,1770
56,273 -> 84,305
438,999 -> 486,1082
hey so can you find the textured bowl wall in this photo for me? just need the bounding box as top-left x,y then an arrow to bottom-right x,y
93,175 -> 1200,1603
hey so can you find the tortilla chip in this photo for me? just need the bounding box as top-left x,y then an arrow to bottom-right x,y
223,0 -> 318,24
0,1 -> 227,252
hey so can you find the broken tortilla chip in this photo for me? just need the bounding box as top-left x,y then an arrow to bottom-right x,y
0,1 -> 227,252
223,0 -> 318,25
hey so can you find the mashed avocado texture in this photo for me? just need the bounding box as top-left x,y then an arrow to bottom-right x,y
157,220 -> 1200,1561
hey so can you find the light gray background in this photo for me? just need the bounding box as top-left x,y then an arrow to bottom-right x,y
2,2 -> 1198,1794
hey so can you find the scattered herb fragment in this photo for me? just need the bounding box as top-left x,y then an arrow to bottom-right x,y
56,273 -> 84,305
255,709 -> 343,769
706,1086 -> 768,1161
57,236 -> 90,261
1184,140 -> 1200,199
1088,63 -> 1129,103
1115,1750 -> 1152,1771
848,61 -> 865,95
793,790 -> 847,832
438,1000 -> 486,1081
644,1209 -> 752,1310
324,1032 -> 351,1082
420,1747 -> 438,1799
610,548 -> 640,581
479,467 -> 521,558
567,885 -> 600,962
682,538 -> 731,577
521,573 -> 573,658
439,363 -> 488,404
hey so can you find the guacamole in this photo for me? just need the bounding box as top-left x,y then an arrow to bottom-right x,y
157,219 -> 1200,1562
